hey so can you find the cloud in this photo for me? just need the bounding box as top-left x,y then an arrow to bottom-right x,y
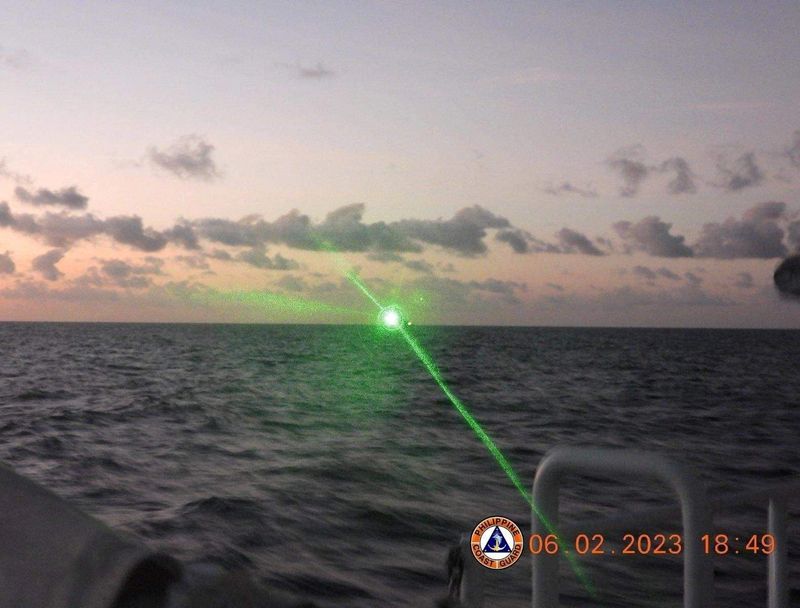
715,152 -> 764,191
175,255 -> 210,270
194,204 -> 524,256
407,274 -> 527,309
15,185 -> 89,209
101,259 -> 151,279
0,251 -> 14,274
0,202 -> 194,253
7,192 -> 798,283
543,182 -> 597,198
684,271 -> 703,286
614,216 -> 693,257
271,254 -> 299,271
102,257 -> 163,276
13,211 -> 170,252
643,284 -> 727,306
632,265 -> 683,282
607,146 -> 649,197
787,220 -> 800,251
0,201 -> 38,235
0,200 -> 602,261
632,265 -> 657,281
542,284 -> 732,311
0,203 -> 11,226
193,217 -> 262,247
495,229 -> 531,253
236,246 -> 299,270
593,284 -> 730,308
320,204 -> 401,252
595,236 -> 616,253
496,229 -> 563,254
403,259 -> 434,273
274,274 -> 308,292
98,272 -> 149,290
692,201 -> 788,259
105,216 -> 168,252
656,267 -> 680,281
0,158 -> 32,185
208,249 -> 233,261
298,62 -> 334,79
785,130 -> 800,168
148,135 -> 220,180
608,148 -> 700,196
658,157 -> 697,194
164,221 -> 200,250
393,205 -> 511,255
96,257 -> 163,288
556,228 -> 604,256
32,211 -> 104,246
366,251 -> 405,263
195,205 -> 390,251
468,278 -> 527,304
31,249 -> 65,281
733,272 -> 754,289
0,279 -> 120,304
774,254 -> 800,299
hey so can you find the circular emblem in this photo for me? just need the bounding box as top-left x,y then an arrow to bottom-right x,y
470,516 -> 524,569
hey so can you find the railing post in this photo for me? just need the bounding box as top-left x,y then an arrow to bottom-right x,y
768,497 -> 788,608
531,467 -> 559,608
531,447 -> 713,608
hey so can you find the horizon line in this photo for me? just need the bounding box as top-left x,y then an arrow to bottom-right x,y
0,319 -> 797,331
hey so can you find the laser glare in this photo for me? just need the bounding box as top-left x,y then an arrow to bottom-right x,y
380,306 -> 403,330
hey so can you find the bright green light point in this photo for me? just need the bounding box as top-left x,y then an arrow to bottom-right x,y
380,307 -> 403,330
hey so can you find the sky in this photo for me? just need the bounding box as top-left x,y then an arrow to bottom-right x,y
1,1 -> 800,327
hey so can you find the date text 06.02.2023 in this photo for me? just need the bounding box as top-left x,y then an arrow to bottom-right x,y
528,533 -> 776,556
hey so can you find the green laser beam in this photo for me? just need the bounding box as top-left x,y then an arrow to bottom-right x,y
397,324 -> 593,591
345,271 -> 383,309
227,230 -> 595,592
341,271 -> 595,595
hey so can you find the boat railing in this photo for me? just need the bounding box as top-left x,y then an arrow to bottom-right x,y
457,447 -> 799,608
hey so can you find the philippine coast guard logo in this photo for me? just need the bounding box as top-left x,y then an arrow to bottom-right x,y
470,516 -> 523,569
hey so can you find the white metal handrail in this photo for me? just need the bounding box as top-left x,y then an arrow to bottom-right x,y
532,448 -> 714,608
456,447 -> 796,608
561,480 -> 800,537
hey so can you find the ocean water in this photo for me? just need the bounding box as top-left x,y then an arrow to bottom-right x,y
0,323 -> 798,607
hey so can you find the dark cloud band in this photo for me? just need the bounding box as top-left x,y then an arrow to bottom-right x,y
15,186 -> 88,210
